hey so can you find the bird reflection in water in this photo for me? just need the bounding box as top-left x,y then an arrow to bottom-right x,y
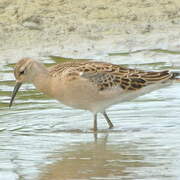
39,134 -> 155,180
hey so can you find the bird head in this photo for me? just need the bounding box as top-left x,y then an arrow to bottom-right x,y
9,58 -> 34,107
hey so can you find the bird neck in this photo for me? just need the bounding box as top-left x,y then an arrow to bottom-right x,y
30,62 -> 51,95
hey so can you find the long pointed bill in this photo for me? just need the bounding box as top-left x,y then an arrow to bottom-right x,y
9,82 -> 22,108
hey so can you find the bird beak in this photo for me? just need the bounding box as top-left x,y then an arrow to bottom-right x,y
9,82 -> 22,108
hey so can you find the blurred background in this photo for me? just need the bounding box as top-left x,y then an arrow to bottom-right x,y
1,0 -> 180,62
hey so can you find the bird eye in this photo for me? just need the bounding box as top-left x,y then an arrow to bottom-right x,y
19,71 -> 25,75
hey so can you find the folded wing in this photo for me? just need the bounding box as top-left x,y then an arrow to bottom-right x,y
80,69 -> 174,91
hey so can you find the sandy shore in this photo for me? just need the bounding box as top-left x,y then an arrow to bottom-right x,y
0,0 -> 180,62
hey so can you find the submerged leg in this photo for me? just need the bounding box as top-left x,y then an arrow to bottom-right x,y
103,111 -> 114,129
93,114 -> 97,131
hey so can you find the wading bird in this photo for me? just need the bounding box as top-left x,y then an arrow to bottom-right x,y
9,58 -> 180,131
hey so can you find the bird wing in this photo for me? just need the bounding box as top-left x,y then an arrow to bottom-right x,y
48,61 -> 173,91
80,69 -> 173,91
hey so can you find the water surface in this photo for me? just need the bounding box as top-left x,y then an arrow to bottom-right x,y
0,52 -> 180,180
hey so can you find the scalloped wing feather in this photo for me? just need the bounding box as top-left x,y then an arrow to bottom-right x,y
48,61 -> 174,91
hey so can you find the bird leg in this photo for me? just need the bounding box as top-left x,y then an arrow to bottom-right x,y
93,114 -> 97,131
103,111 -> 114,129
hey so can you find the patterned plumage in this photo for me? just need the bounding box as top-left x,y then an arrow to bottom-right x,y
48,61 -> 175,91
10,58 -> 180,131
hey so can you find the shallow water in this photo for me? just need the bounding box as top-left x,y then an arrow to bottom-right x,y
0,52 -> 180,180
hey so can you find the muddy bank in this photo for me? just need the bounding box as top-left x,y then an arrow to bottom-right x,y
0,0 -> 180,63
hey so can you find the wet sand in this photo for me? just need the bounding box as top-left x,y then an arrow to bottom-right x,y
1,0 -> 180,63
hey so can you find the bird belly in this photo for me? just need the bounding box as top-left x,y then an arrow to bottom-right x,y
51,78 -> 173,113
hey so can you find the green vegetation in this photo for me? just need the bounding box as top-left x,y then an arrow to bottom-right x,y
49,56 -> 90,63
108,49 -> 180,56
